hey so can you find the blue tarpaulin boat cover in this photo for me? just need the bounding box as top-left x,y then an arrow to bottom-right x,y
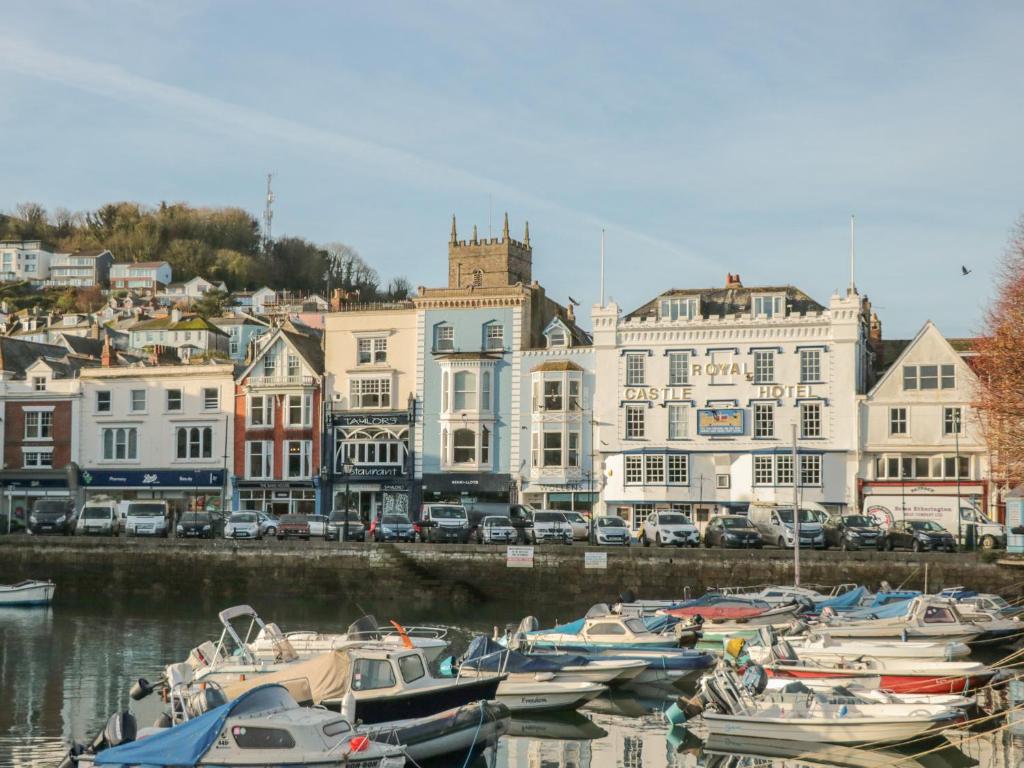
842,598 -> 914,620
462,635 -> 590,672
811,586 -> 867,613
94,684 -> 279,766
529,618 -> 585,636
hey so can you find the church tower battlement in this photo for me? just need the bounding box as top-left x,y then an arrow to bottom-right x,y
447,212 -> 532,290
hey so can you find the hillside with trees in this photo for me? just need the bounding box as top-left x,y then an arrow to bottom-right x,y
0,201 -> 410,300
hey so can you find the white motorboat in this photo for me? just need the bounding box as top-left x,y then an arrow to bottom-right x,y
812,596 -> 984,643
466,634 -> 647,686
747,626 -> 971,664
515,606 -> 696,651
493,679 -> 606,712
0,579 -> 55,606
66,684 -> 406,767
696,668 -> 963,745
249,612 -> 450,663
763,677 -> 975,710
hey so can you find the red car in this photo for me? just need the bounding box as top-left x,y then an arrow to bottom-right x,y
277,514 -> 311,540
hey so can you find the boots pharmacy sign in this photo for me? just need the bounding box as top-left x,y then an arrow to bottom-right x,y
697,408 -> 746,436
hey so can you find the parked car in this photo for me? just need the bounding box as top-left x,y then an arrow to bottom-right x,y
254,511 -> 280,537
528,510 -> 573,544
748,503 -> 825,549
590,515 -> 632,546
28,497 -> 77,536
823,514 -> 882,551
224,512 -> 262,540
476,515 -> 517,544
176,512 -> 219,539
877,520 -> 956,553
414,504 -> 470,543
326,510 -> 366,541
277,514 -> 312,540
561,512 -> 590,541
75,501 -> 118,537
640,510 -> 700,547
369,513 -> 414,542
703,515 -> 762,548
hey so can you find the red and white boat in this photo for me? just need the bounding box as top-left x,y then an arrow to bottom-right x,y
763,641 -> 994,694
659,596 -> 798,624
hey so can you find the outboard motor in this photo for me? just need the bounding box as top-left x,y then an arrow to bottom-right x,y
188,687 -> 227,717
619,589 -> 637,606
741,664 -> 768,695
510,616 -> 539,651
129,677 -> 158,701
59,711 -> 138,767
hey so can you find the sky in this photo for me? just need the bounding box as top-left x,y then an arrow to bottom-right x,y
2,2 -> 1022,338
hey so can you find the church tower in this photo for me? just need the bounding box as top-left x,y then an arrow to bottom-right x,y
447,212 -> 532,289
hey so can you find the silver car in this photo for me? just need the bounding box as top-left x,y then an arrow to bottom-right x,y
562,512 -> 590,541
477,515 -> 517,544
529,510 -> 573,545
225,512 -> 262,540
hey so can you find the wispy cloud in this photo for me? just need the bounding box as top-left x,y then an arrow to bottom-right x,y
0,37 -> 713,270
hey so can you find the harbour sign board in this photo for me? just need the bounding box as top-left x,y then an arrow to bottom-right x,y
697,408 -> 745,436
80,469 -> 225,488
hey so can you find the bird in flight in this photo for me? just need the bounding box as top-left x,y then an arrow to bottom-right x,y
961,266 -> 972,276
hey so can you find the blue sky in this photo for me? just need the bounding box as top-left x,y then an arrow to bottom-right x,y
2,2 -> 1022,337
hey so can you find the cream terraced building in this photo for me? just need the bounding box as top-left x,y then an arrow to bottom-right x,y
591,273 -> 873,533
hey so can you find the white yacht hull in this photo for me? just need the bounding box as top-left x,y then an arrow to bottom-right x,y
496,681 -> 606,712
702,711 -> 950,745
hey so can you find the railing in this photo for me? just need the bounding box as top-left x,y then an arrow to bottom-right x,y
248,375 -> 315,388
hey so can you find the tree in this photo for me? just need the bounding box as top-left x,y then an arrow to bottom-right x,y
973,218 -> 1024,491
385,276 -> 412,300
193,289 -> 231,318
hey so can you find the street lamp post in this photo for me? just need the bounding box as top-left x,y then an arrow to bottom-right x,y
342,459 -> 354,542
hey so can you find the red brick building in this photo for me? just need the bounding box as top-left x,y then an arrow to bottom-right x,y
231,323 -> 324,516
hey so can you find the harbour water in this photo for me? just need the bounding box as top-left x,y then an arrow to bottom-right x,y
1,591 -> 1021,767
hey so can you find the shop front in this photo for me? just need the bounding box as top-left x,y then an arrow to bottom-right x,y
79,468 -> 226,520
1,469 -> 76,528
233,479 -> 317,517
420,472 -> 513,515
331,411 -> 412,522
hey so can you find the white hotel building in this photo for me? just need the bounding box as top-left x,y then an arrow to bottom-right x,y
591,274 -> 873,533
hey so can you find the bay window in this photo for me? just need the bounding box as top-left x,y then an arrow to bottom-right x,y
452,371 -> 476,411
286,394 -> 312,426
452,429 -> 476,463
350,378 -> 391,409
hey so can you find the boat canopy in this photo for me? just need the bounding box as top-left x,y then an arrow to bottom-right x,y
530,618 -> 585,635
810,586 -> 867,613
219,650 -> 353,704
95,684 -> 294,766
840,598 -> 914,621
462,635 -> 590,672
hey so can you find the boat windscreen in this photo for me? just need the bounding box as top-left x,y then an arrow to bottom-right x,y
230,684 -> 298,715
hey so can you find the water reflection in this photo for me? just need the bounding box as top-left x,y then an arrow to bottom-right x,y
0,597 -> 1019,768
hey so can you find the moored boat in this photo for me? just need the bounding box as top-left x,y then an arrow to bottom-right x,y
0,579 -> 55,607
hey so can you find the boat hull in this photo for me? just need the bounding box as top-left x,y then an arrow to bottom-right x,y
364,701 -> 509,761
495,681 -> 605,712
331,676 -> 504,724
0,580 -> 55,607
766,666 -> 995,694
702,711 -> 953,745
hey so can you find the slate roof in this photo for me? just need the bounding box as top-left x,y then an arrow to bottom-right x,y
625,284 -> 826,321
58,333 -> 105,358
281,327 -> 324,374
0,338 -> 69,377
131,316 -> 229,336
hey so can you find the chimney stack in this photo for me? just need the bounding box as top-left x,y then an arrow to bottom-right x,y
566,304 -> 575,322
101,336 -> 113,367
725,272 -> 743,288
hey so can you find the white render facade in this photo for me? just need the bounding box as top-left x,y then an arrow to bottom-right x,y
77,363 -> 235,514
859,321 -> 991,520
591,277 -> 872,533
0,240 -> 54,283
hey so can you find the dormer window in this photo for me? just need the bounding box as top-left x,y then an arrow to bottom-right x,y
659,297 -> 699,321
32,376 -> 46,391
753,294 -> 785,319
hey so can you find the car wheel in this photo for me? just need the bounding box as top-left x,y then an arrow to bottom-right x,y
981,535 -> 997,550
912,539 -> 923,553
778,537 -> 786,549
886,538 -> 895,551
840,539 -> 848,551
642,533 -> 650,548
266,527 -> 276,537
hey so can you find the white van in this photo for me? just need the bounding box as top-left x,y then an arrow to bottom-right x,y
863,495 -> 1006,550
76,497 -> 119,537
747,502 -> 825,549
120,500 -> 171,538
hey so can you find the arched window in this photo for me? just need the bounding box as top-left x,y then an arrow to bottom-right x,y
472,269 -> 483,287
481,371 -> 491,411
453,429 -> 476,463
453,371 -> 476,411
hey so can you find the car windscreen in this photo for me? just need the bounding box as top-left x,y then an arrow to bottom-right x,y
910,520 -> 943,532
598,517 -> 626,527
33,500 -> 71,515
330,511 -> 360,522
484,517 -> 512,526
429,507 -> 466,519
382,515 -> 410,525
81,507 -> 112,520
565,513 -> 585,523
843,516 -> 874,527
127,503 -> 166,517
720,517 -> 752,529
231,513 -> 257,523
181,514 -> 212,523
658,513 -> 691,526
283,515 -> 309,524
535,512 -> 565,523
775,508 -> 816,524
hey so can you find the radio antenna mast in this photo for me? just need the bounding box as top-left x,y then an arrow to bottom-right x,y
263,173 -> 275,253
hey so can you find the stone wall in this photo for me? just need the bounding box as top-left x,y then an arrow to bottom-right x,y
2,539 -> 1019,617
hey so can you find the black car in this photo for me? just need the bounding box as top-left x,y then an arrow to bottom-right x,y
703,515 -> 762,548
176,512 -> 219,539
325,510 -> 366,541
878,520 -> 956,553
824,514 -> 882,551
28,498 -> 76,535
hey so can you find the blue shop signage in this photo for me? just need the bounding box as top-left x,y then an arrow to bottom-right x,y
80,469 -> 225,488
